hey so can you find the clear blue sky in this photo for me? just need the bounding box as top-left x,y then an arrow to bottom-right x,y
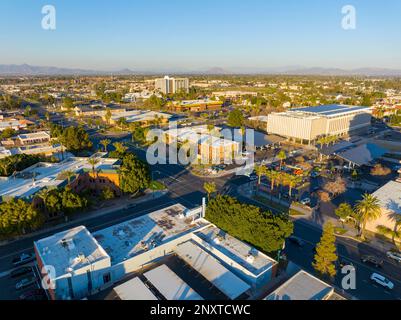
1,0 -> 400,71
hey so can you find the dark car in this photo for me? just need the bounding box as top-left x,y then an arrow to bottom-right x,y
12,253 -> 35,267
288,236 -> 305,247
10,266 -> 33,278
19,289 -> 47,301
361,255 -> 384,268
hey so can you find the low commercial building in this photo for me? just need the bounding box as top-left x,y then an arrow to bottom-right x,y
0,154 -> 120,201
109,110 -> 172,126
266,104 -> 372,144
170,99 -> 223,112
16,131 -> 51,145
366,180 -> 401,235
164,125 -> 241,164
34,203 -> 278,300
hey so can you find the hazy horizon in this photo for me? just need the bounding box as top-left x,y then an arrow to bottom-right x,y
1,0 -> 401,71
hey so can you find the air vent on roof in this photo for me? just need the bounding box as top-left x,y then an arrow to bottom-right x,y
246,254 -> 255,264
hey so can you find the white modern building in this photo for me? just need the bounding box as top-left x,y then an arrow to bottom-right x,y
266,104 -> 372,144
34,203 -> 278,300
155,76 -> 189,94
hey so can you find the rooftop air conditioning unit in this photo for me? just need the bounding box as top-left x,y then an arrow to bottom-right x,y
246,255 -> 255,264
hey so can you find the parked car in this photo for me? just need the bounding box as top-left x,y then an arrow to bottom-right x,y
310,171 -> 320,178
386,251 -> 401,263
19,289 -> 47,301
15,277 -> 36,290
370,273 -> 394,290
300,198 -> 311,206
12,253 -> 35,267
10,266 -> 33,278
361,255 -> 384,268
288,236 -> 305,247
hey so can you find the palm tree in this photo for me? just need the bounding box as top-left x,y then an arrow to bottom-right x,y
203,182 -> 217,201
87,158 -> 100,178
100,139 -> 111,152
287,175 -> 302,198
254,165 -> 267,186
60,170 -> 76,185
277,150 -> 286,169
266,169 -> 279,192
113,142 -> 128,155
355,194 -> 382,239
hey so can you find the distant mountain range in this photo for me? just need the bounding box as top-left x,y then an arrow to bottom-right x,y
1,64 -> 401,76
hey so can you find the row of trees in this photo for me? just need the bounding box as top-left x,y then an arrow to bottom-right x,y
0,199 -> 45,238
37,186 -> 88,217
0,154 -> 47,177
254,165 -> 303,197
206,195 -> 293,254
50,124 -> 93,153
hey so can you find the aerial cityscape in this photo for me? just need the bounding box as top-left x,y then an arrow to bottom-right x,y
1,0 -> 401,312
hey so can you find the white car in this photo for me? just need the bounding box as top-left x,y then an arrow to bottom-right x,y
370,273 -> 394,290
300,198 -> 311,206
387,251 -> 401,263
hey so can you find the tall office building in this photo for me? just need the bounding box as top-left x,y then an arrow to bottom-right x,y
155,76 -> 189,94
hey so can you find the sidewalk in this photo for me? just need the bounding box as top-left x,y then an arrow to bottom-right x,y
236,183 -> 396,254
0,190 -> 168,247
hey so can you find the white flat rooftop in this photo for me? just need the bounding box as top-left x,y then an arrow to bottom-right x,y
265,270 -> 334,300
34,226 -> 110,279
144,264 -> 203,300
93,204 -> 209,264
0,155 -> 119,199
194,225 -> 277,276
17,131 -> 50,141
114,277 -> 158,301
175,240 -> 251,300
372,181 -> 401,214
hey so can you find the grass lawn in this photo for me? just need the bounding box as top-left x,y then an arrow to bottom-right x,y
149,180 -> 167,191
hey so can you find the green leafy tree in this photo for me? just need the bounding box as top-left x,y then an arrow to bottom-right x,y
203,182 -> 217,200
312,222 -> 338,279
119,153 -> 151,194
0,199 -> 44,237
102,187 -> 116,200
62,97 -> 74,110
206,195 -> 293,253
335,203 -> 354,228
227,109 -> 244,127
355,194 -> 382,239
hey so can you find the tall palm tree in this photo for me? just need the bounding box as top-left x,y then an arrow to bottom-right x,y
61,170 -> 76,185
266,169 -> 279,192
100,139 -> 111,152
203,182 -> 217,201
287,175 -> 302,198
355,194 -> 382,239
277,150 -> 286,169
87,158 -> 100,178
254,165 -> 267,186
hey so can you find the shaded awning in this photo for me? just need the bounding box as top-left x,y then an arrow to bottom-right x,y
336,143 -> 388,166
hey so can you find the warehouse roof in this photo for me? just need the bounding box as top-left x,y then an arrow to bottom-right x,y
175,240 -> 251,299
336,143 -> 388,166
113,277 -> 158,301
144,264 -> 203,300
265,270 -> 334,300
372,181 -> 401,214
